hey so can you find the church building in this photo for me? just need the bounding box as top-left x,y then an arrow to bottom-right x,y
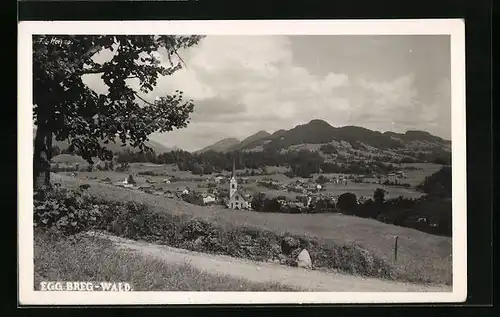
227,156 -> 250,210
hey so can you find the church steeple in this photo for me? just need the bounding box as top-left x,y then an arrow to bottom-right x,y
229,153 -> 237,199
231,154 -> 236,179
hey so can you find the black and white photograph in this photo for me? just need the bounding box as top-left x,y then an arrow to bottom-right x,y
18,20 -> 466,305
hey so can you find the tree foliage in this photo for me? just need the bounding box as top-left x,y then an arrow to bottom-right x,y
417,166 -> 452,198
251,192 -> 266,211
115,147 -> 400,178
373,188 -> 387,204
336,192 -> 357,213
33,35 -> 205,186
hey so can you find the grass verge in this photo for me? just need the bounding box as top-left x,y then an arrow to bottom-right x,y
34,229 -> 298,291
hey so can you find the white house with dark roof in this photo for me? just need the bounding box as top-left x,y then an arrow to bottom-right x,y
202,193 -> 217,205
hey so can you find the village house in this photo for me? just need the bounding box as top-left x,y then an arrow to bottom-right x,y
101,177 -> 112,184
176,187 -> 190,195
164,192 -> 176,199
357,196 -> 369,204
305,182 -> 322,192
331,195 -> 340,204
288,185 -> 306,194
387,173 -> 397,182
290,202 -> 305,208
201,193 -> 217,205
207,186 -> 219,195
138,184 -> 153,190
277,197 -> 287,205
213,176 -> 224,184
295,195 -> 313,207
227,157 -> 251,210
305,196 -> 313,207
332,176 -> 347,185
270,180 -> 281,187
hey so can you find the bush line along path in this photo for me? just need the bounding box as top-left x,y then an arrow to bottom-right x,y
84,231 -> 451,292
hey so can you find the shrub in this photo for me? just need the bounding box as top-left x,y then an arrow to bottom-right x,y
337,192 -> 358,213
251,192 -> 266,211
373,188 -> 386,204
181,193 -> 204,206
116,162 -> 130,172
353,199 -> 378,219
34,184 -> 103,235
311,198 -> 336,213
127,175 -> 136,185
262,198 -> 281,213
316,175 -> 329,184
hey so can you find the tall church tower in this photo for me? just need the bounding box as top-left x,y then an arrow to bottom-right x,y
229,155 -> 237,198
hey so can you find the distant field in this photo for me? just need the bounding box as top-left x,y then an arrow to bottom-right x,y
68,161 -> 436,202
53,173 -> 453,285
401,163 -> 444,187
74,171 -> 425,200
73,160 -> 430,200
321,183 -> 425,200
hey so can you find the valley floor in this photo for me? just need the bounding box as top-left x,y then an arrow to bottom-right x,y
50,172 -> 453,285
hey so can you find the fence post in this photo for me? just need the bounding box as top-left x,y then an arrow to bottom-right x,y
394,236 -> 399,261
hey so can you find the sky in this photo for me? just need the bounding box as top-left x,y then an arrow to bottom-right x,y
83,35 -> 451,152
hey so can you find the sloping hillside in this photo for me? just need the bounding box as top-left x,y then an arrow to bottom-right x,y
384,130 -> 450,144
52,136 -> 173,155
195,138 -> 241,154
241,120 -> 449,151
200,120 -> 450,156
225,120 -> 450,163
54,173 -> 453,285
51,154 -> 89,165
229,130 -> 270,151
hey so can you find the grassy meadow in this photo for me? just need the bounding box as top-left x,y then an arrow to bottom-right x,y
53,170 -> 453,285
34,229 -> 297,291
69,161 -> 431,200
400,163 -> 444,187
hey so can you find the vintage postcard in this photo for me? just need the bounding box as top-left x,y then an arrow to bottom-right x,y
18,19 -> 466,305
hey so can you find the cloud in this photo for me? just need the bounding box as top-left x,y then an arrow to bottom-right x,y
189,97 -> 248,122
81,35 -> 451,151
347,74 -> 450,137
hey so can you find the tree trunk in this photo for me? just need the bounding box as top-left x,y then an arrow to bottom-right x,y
33,125 -> 52,189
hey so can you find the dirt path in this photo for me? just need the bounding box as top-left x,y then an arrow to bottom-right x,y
86,231 -> 451,292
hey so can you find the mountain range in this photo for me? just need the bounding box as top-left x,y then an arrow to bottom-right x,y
52,136 -> 175,155
194,119 -> 451,156
196,130 -> 271,154
50,119 -> 450,161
